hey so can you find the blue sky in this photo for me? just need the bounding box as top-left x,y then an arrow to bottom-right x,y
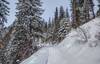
6,0 -> 70,26
7,0 -> 16,26
41,0 -> 70,21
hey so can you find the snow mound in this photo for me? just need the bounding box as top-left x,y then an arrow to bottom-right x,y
20,17 -> 100,64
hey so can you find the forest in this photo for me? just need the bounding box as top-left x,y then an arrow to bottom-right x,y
0,0 -> 100,64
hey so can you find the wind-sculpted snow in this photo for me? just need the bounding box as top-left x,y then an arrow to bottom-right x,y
20,17 -> 100,64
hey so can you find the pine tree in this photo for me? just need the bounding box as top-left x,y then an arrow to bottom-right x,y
71,0 -> 81,28
0,0 -> 9,64
54,7 -> 59,32
83,0 -> 95,22
71,0 -> 95,28
54,7 -> 59,21
47,17 -> 52,32
88,0 -> 95,19
57,18 -> 71,42
56,8 -> 70,42
65,8 -> 69,18
52,7 -> 60,43
59,6 -> 65,20
97,0 -> 100,16
0,0 -> 9,38
6,0 -> 43,64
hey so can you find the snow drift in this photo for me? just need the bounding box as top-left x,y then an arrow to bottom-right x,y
20,17 -> 100,64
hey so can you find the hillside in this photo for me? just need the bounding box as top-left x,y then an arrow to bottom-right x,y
20,17 -> 100,64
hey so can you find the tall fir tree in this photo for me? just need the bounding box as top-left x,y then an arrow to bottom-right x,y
89,0 -> 95,19
0,0 -> 9,38
54,7 -> 59,32
59,6 -> 65,20
0,0 -> 9,64
48,17 -> 51,27
97,0 -> 100,16
52,7 -> 60,43
56,8 -> 70,42
71,0 -> 81,28
54,7 -> 59,21
83,0 -> 95,22
66,8 -> 69,18
71,0 -> 95,28
6,0 -> 43,64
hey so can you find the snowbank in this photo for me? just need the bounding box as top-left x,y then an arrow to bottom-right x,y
20,17 -> 100,64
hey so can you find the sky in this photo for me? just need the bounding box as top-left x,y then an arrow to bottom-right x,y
41,0 -> 70,21
6,0 -> 70,26
7,0 -> 17,26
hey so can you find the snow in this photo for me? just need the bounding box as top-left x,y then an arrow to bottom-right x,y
20,17 -> 100,64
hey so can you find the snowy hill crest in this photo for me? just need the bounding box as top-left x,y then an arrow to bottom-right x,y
20,18 -> 100,64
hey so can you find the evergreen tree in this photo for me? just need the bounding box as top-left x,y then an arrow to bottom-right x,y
57,8 -> 70,42
0,0 -> 9,64
54,7 -> 59,32
6,0 -> 43,64
88,0 -> 95,19
57,18 -> 71,42
48,18 -> 51,28
52,7 -> 60,43
59,6 -> 65,20
71,0 -> 95,28
65,8 -> 69,18
97,0 -> 100,16
83,0 -> 95,22
54,7 -> 59,21
0,0 -> 9,38
71,0 -> 81,28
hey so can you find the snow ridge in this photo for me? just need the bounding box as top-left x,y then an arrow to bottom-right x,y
20,17 -> 100,64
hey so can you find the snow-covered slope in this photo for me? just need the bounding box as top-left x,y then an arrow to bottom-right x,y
20,17 -> 100,64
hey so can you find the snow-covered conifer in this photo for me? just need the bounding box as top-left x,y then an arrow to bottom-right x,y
97,0 -> 100,16
6,0 -> 43,64
0,0 -> 9,38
